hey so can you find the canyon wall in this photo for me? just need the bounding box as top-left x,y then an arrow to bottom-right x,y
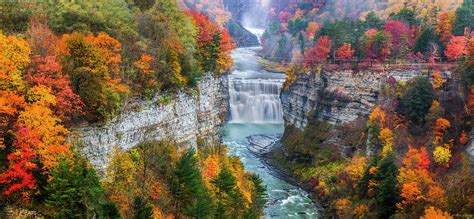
282,68 -> 440,130
279,68 -> 474,163
74,74 -> 228,172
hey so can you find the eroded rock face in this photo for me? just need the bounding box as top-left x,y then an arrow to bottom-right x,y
225,19 -> 259,47
282,68 -> 434,130
75,74 -> 228,172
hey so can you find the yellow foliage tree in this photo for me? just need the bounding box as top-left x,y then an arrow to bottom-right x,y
379,128 -> 394,157
344,155 -> 367,188
16,86 -> 70,171
433,146 -> 452,167
104,147 -> 139,217
369,106 -> 386,126
0,32 -> 31,92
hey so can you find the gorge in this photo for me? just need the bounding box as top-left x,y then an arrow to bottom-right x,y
224,46 -> 320,217
2,0 -> 473,218
77,40 -> 323,219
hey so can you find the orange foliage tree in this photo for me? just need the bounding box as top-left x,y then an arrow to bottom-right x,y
0,32 -> 30,150
434,118 -> 451,146
343,155 -> 367,188
421,206 -> 453,219
336,43 -> 355,61
26,20 -> 83,122
0,32 -> 71,203
187,10 -> 236,74
305,22 -> 319,41
397,146 -> 447,212
56,32 -> 128,121
432,71 -> 447,89
445,36 -> 468,61
435,11 -> 455,43
133,54 -> 159,94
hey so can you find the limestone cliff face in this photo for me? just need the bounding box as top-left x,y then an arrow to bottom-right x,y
75,74 -> 228,171
282,68 -> 439,130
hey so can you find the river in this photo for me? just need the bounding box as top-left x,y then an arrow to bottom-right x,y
220,46 -> 320,218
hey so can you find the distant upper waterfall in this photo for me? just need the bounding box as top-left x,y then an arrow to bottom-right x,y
228,78 -> 285,123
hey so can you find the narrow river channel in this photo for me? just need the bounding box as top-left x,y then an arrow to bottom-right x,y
220,46 -> 320,218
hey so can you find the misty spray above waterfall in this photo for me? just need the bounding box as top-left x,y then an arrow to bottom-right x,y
228,78 -> 284,123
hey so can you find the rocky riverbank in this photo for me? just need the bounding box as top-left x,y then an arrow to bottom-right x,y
246,134 -> 324,215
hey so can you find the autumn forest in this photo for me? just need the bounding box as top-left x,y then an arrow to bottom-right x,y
1,0 -> 474,218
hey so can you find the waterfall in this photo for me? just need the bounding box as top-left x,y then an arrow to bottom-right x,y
229,78 -> 285,124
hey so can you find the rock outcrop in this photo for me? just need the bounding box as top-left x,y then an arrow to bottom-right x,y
74,74 -> 228,171
282,68 -> 439,130
225,19 -> 259,47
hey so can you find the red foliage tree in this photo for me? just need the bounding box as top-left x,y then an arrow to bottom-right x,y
445,36 -> 468,61
0,127 -> 39,202
279,11 -> 292,23
26,21 -> 83,122
361,29 -> 392,62
384,21 -> 411,59
304,36 -> 332,67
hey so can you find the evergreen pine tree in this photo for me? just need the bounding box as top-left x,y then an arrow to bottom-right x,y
171,148 -> 213,218
413,27 -> 438,57
44,155 -> 104,218
374,153 -> 400,218
132,197 -> 153,219
101,202 -> 121,219
245,174 -> 267,219
357,156 -> 379,197
211,167 -> 246,218
453,0 -> 474,35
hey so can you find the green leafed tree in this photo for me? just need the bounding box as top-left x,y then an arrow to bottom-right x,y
138,0 -> 198,91
44,155 -> 104,218
413,27 -> 439,59
399,77 -> 435,128
44,0 -> 137,39
0,1 -> 31,34
288,18 -> 308,36
357,156 -> 380,197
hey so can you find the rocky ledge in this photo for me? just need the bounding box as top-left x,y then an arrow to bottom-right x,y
247,134 -> 281,155
282,68 -> 450,130
73,74 -> 228,172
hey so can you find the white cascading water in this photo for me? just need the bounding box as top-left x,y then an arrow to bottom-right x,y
229,78 -> 284,123
227,37 -> 285,124
222,26 -> 319,216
